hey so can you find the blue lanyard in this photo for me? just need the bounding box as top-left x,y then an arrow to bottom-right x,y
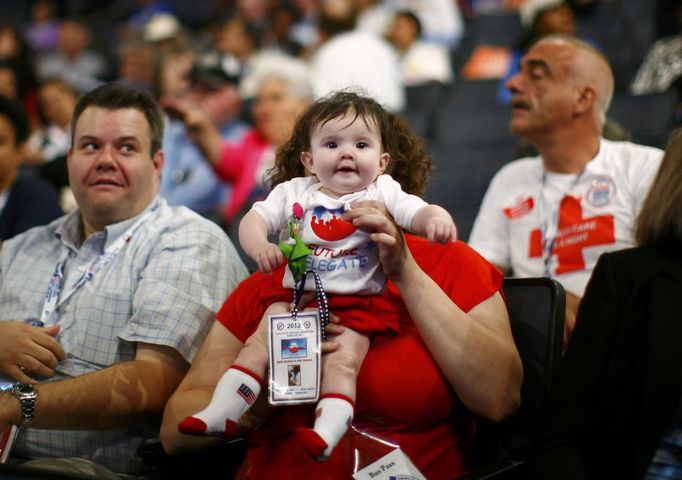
538,170 -> 584,278
40,208 -> 155,323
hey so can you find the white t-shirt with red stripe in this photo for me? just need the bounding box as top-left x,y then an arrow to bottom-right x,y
469,139 -> 662,296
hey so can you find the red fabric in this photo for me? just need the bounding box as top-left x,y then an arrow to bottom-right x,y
212,129 -> 270,222
216,235 -> 502,479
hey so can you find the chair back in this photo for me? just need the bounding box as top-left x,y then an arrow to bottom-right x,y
474,277 -> 565,469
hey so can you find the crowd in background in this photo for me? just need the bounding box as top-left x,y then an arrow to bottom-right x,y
0,0 -> 678,253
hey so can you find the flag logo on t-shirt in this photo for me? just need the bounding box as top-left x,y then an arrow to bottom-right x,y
237,384 -> 256,405
503,195 -> 534,219
586,176 -> 616,207
310,206 -> 357,241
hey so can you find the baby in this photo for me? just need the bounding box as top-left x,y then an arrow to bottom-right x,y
179,91 -> 457,460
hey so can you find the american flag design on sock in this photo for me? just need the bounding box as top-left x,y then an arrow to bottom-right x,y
238,384 -> 257,405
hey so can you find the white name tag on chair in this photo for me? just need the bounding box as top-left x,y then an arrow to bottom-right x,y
353,448 -> 427,480
268,311 -> 321,405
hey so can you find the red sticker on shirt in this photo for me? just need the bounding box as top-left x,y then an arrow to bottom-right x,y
503,195 -> 535,219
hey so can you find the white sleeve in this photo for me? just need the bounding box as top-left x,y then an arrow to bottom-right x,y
468,170 -> 512,271
628,146 -> 663,217
373,175 -> 428,231
250,181 -> 294,235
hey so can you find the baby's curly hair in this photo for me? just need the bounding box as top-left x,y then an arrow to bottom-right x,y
267,90 -> 431,197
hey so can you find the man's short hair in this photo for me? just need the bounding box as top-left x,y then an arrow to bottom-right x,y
0,95 -> 30,145
70,83 -> 164,154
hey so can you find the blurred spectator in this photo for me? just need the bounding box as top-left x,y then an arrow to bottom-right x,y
263,3 -> 305,56
288,0 -> 320,53
310,0 -> 405,111
386,9 -> 454,86
21,0 -> 62,54
35,18 -> 110,93
235,0 -> 271,41
162,56 -> 313,264
114,38 -> 157,93
154,37 -> 196,100
0,61 -> 19,100
25,79 -> 78,166
355,0 -> 395,36
160,52 -> 249,225
22,78 -> 78,195
389,0 -> 465,47
629,0 -> 682,97
215,15 -> 260,66
0,23 -> 39,124
0,95 -> 62,240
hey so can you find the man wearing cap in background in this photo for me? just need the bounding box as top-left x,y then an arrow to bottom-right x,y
159,52 -> 248,227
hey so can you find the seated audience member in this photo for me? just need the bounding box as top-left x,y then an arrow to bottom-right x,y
26,79 -> 78,166
309,0 -> 406,112
0,95 -> 61,240
162,57 -> 313,265
629,0 -> 682,122
0,83 -> 248,475
630,0 -> 682,96
35,18 -> 109,94
160,52 -> 248,226
159,111 -> 523,478
468,35 -> 663,344
385,10 -> 454,86
532,128 -> 682,480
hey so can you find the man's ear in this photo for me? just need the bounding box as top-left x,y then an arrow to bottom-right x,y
575,86 -> 596,115
300,151 -> 315,174
378,152 -> 390,174
152,149 -> 165,174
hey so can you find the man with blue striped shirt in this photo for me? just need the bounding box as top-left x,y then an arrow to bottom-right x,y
0,83 -> 248,475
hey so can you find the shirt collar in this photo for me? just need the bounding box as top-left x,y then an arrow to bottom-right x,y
55,197 -> 161,251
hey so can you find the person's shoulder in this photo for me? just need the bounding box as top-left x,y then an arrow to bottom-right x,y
12,174 -> 59,199
599,139 -> 663,164
598,243 -> 678,279
490,156 -> 541,183
151,200 -> 229,240
2,213 -> 64,253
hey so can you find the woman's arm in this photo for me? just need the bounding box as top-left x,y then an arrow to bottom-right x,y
346,201 -> 523,421
160,321 -> 247,454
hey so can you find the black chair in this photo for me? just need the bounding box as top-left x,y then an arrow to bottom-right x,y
607,90 -> 679,149
464,277 -> 566,479
425,143 -> 516,241
433,106 -> 516,147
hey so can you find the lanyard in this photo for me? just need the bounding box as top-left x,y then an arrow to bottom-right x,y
40,207 -> 155,323
538,170 -> 584,278
291,270 -> 330,341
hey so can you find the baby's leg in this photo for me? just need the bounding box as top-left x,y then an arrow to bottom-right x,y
178,317 -> 270,438
297,327 -> 370,459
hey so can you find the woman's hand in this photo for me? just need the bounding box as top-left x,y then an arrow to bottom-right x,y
345,200 -> 413,280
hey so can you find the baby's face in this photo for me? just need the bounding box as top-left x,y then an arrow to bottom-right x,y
301,114 -> 389,198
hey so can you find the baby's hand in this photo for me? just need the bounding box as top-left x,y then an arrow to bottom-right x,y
251,242 -> 284,274
426,217 -> 458,244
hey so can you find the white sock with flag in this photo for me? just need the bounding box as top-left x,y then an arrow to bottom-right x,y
296,394 -> 354,460
178,365 -> 261,438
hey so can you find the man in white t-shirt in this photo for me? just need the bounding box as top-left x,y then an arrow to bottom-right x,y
469,35 -> 663,343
